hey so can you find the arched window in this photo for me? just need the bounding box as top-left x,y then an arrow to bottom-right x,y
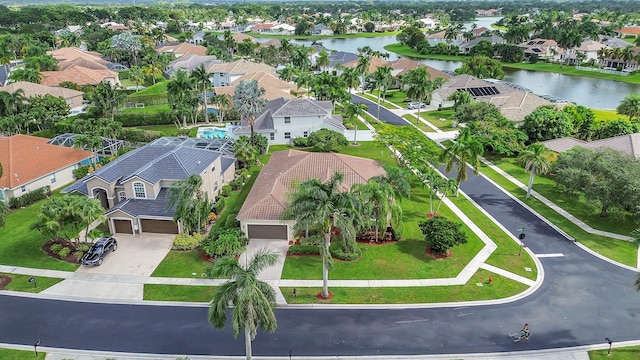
133,182 -> 146,199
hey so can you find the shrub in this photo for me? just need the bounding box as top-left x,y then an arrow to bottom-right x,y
203,228 -> 248,257
172,233 -> 205,250
214,197 -> 226,214
292,137 -> 308,147
73,166 -> 90,179
287,245 -> 320,255
307,128 -> 348,152
9,186 -> 51,208
50,243 -> 63,253
75,243 -> 90,252
229,177 -> 244,191
220,185 -> 232,197
73,250 -> 84,259
419,216 -> 467,255
114,111 -> 173,127
223,210 -> 239,228
57,247 -> 71,258
119,128 -> 163,143
330,242 -> 362,261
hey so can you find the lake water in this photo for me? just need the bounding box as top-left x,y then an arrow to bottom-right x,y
264,16 -> 639,109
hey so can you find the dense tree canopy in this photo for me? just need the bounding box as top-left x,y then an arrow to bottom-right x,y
520,106 -> 573,143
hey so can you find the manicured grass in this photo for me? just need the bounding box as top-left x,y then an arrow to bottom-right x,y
382,90 -> 408,107
592,108 -> 623,121
502,62 -> 640,85
479,162 -> 638,267
128,81 -> 168,96
1,273 -> 64,292
589,345 -> 640,359
247,31 -> 400,40
384,44 -> 470,61
338,141 -> 396,164
144,284 -> 218,302
281,269 -> 529,304
361,92 -> 396,110
420,109 -> 457,131
448,196 -> 537,280
403,114 -> 436,132
151,250 -> 210,278
120,105 -> 170,114
486,155 -> 638,236
0,200 -> 78,271
0,348 -> 45,360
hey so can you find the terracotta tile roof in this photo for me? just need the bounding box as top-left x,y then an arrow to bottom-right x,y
388,59 -> 451,80
47,47 -> 104,62
41,66 -> 118,86
616,27 -> 640,35
0,134 -> 92,189
206,59 -> 277,75
237,150 -> 386,220
260,39 -> 281,48
232,33 -> 257,43
58,56 -> 110,71
341,56 -> 390,73
543,133 -> 640,157
157,42 -> 207,57
232,71 -> 300,99
2,81 -> 83,100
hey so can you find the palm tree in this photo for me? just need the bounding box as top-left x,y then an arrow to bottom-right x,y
278,64 -> 298,82
191,64 -> 213,124
0,162 -> 7,227
0,89 -> 27,116
233,136 -> 258,169
167,174 -> 205,235
128,66 -> 146,90
7,68 -> 41,84
316,49 -> 330,73
355,54 -> 371,94
353,178 -> 400,243
439,128 -> 484,196
517,143 -> 552,200
372,65 -> 393,120
233,80 -> 267,146
207,248 -> 279,360
168,70 -> 196,128
447,90 -> 473,110
291,45 -> 311,72
89,83 -> 126,122
294,71 -> 313,98
285,173 -> 359,299
75,197 -> 106,243
344,102 -> 367,145
621,46 -> 635,69
340,67 -> 360,94
617,93 -> 640,121
212,94 -> 231,125
404,67 -> 434,123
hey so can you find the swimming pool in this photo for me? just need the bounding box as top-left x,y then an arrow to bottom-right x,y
197,127 -> 228,139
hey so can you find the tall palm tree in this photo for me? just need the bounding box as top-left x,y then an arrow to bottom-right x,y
447,90 -> 473,110
352,179 -> 399,243
191,64 -> 213,124
439,128 -> 484,196
340,67 -> 360,94
207,248 -> 279,360
278,63 -> 298,82
355,54 -> 371,94
404,67 -> 433,123
617,93 -> 640,121
7,68 -> 41,84
233,80 -> 267,146
285,172 -> 359,299
168,69 -> 196,127
233,136 -> 258,169
517,143 -> 552,200
316,49 -> 330,73
212,94 -> 231,125
0,89 -> 27,116
344,102 -> 367,145
621,46 -> 635,69
128,66 -> 146,90
372,65 -> 393,120
294,71 -> 313,98
167,174 -> 204,235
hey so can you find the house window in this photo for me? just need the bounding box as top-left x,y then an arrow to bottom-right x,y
211,166 -> 216,172
21,185 -> 26,193
50,173 -> 56,184
284,116 -> 291,123
133,182 -> 146,199
303,131 -> 308,137
284,132 -> 291,139
118,191 -> 126,201
270,133 -> 275,141
214,181 -> 219,191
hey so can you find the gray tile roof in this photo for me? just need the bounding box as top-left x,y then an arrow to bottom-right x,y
542,133 -> 640,157
221,157 -> 236,173
107,187 -> 175,218
328,51 -> 358,68
271,98 -> 332,116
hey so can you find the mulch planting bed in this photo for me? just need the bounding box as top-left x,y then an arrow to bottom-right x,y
42,239 -> 81,264
425,248 -> 452,259
0,275 -> 12,290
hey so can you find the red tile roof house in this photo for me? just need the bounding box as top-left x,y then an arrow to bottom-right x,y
0,134 -> 92,204
237,150 -> 385,241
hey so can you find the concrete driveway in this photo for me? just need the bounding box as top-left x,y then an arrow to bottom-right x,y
41,234 -> 174,300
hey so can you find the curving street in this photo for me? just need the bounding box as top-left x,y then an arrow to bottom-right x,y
1,96 -> 639,358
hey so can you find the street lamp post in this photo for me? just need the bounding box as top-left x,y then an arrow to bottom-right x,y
517,227 -> 526,256
28,276 -> 37,288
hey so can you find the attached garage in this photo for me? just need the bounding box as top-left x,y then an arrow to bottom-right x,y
140,219 -> 179,234
247,224 -> 287,240
113,219 -> 133,234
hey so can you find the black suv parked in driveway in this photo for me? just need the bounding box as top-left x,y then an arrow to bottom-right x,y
80,237 -> 117,266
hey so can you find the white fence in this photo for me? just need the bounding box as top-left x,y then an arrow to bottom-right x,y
574,66 -> 630,76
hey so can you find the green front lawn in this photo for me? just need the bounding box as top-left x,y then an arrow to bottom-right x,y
281,269 -> 529,304
128,81 -> 168,96
381,90 -> 408,107
383,44 -> 470,61
420,109 -> 457,131
592,108 -> 624,121
479,162 -> 638,267
403,114 -> 436,132
1,273 -> 64,292
151,250 -> 210,278
248,31 -> 400,40
0,348 -> 45,360
486,155 -> 638,236
0,201 -> 78,271
502,62 -> 640,86
589,345 -> 640,359
144,284 -> 218,302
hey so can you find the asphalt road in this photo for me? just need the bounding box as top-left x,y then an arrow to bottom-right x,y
350,93 -> 409,126
1,104 -> 639,357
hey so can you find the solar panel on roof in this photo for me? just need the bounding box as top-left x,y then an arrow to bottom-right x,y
536,41 -> 545,44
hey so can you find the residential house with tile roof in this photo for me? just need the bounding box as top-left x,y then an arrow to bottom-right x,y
559,39 -> 608,64
206,59 -> 277,87
157,42 -> 208,58
459,35 -> 505,53
164,54 -> 221,77
0,134 -> 92,204
63,139 -> 236,235
542,133 -> 640,159
615,27 -> 640,38
232,33 -> 257,44
386,59 -> 451,88
1,81 -> 84,111
231,97 -> 344,145
520,38 -> 558,59
41,66 -> 119,87
313,24 -> 334,36
237,149 -> 385,240
214,71 -> 302,100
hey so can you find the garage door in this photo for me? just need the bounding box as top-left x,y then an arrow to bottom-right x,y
113,219 -> 133,234
140,219 -> 179,234
247,224 -> 287,239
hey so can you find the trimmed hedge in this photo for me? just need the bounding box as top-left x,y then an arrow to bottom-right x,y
9,186 -> 51,208
172,233 -> 205,250
114,111 -> 173,127
287,245 -> 320,255
126,93 -> 168,106
329,243 -> 362,261
119,128 -> 163,143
